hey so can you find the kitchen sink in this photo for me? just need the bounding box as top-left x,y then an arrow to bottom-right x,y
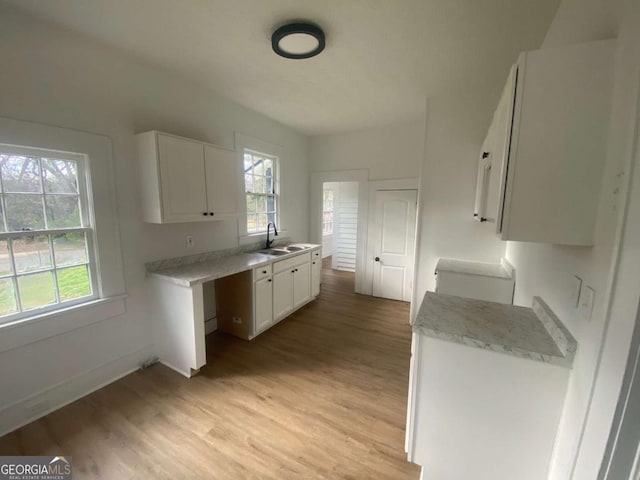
284,245 -> 308,251
254,244 -> 312,256
255,248 -> 291,256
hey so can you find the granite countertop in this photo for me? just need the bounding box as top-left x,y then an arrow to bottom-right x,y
436,258 -> 514,280
147,243 -> 321,287
414,292 -> 577,367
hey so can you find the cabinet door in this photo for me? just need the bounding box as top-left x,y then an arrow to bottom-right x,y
293,261 -> 311,308
157,134 -> 207,222
204,145 -> 238,218
272,270 -> 293,320
254,277 -> 273,333
311,258 -> 321,297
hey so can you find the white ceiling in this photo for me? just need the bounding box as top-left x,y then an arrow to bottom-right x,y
0,0 -> 560,136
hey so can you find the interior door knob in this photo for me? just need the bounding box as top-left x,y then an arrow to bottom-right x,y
375,257 -> 380,262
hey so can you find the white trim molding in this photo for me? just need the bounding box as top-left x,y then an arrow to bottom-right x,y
0,343 -> 154,437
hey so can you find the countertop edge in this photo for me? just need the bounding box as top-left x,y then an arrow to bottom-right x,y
435,258 -> 514,281
414,325 -> 573,368
147,246 -> 320,287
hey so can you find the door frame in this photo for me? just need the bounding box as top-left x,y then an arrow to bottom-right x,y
366,178 -> 420,299
310,170 -> 369,294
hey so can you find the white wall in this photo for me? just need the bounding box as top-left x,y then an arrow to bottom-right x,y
414,89 -> 507,303
309,119 -> 424,181
503,0 -> 640,478
0,9 -> 309,432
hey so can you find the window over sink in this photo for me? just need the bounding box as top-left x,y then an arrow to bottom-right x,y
243,149 -> 279,235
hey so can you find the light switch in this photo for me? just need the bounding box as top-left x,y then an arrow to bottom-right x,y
571,275 -> 582,308
579,285 -> 595,320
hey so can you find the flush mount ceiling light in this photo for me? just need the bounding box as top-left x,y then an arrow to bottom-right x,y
271,22 -> 325,59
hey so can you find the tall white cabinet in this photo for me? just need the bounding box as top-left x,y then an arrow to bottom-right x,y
474,40 -> 615,245
137,131 -> 238,223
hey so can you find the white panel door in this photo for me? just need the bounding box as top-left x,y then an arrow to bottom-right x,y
311,258 -> 321,297
157,134 -> 207,222
372,190 -> 417,301
273,270 -> 293,321
293,261 -> 311,308
254,277 -> 273,333
204,145 -> 238,219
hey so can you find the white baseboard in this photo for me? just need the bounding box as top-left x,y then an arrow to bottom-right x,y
205,317 -> 217,335
0,344 -> 154,437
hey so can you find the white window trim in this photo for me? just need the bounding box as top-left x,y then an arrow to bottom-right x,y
235,133 -> 287,244
0,145 -> 99,324
0,117 -> 126,346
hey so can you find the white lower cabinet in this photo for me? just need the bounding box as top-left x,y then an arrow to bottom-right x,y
293,262 -> 311,308
254,276 -> 273,333
311,258 -> 321,297
219,248 -> 321,340
273,269 -> 294,321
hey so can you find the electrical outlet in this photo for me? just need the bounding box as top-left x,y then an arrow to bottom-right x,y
571,276 -> 582,308
186,235 -> 194,248
578,285 -> 595,320
232,316 -> 242,324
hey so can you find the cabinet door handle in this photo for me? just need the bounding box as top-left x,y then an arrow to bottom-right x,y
203,212 -> 208,216
312,262 -> 316,265
375,257 -> 380,262
210,212 -> 214,216
291,270 -> 295,273
268,279 -> 272,282
262,270 -> 267,274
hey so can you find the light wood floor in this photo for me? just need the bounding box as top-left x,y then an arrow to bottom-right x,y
0,258 -> 420,479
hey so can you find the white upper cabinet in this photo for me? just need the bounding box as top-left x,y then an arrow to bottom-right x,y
137,131 -> 238,223
204,145 -> 237,219
476,40 -> 615,245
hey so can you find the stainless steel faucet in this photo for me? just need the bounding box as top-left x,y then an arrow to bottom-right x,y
265,222 -> 278,248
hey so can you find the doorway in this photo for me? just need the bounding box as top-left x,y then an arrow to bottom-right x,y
322,181 -> 359,274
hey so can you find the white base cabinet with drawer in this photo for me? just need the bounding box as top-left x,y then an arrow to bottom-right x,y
216,247 -> 321,340
254,276 -> 273,334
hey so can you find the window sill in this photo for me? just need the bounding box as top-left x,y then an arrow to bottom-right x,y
0,295 -> 128,354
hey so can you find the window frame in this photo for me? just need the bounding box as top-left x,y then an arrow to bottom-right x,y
235,133 -> 286,242
322,188 -> 334,236
0,116 -> 126,349
0,145 -> 99,325
243,148 -> 279,235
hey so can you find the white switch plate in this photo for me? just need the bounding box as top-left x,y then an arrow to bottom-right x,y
578,285 -> 595,320
186,234 -> 194,248
571,275 -> 582,308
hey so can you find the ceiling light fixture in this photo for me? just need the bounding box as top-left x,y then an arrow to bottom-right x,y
271,22 -> 325,59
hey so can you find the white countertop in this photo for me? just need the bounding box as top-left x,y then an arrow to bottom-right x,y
414,292 -> 577,367
147,244 -> 321,287
435,258 -> 513,279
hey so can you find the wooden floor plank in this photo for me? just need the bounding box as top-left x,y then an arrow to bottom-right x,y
0,257 -> 420,479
